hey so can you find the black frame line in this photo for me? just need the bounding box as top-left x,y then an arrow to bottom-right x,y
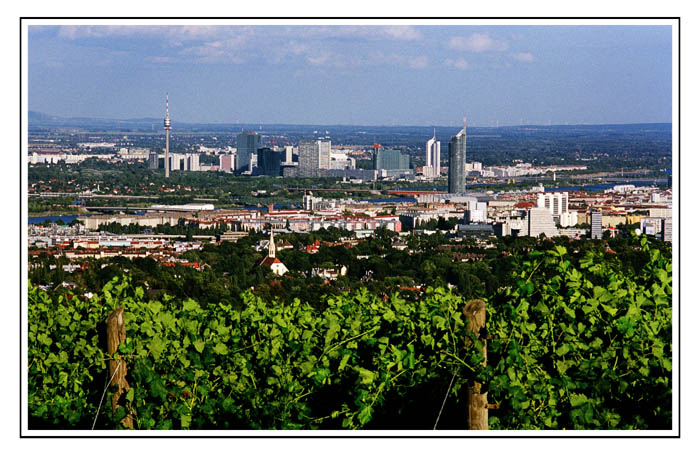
19,16 -> 681,439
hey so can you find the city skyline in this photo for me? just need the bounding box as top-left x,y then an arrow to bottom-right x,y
28,22 -> 672,126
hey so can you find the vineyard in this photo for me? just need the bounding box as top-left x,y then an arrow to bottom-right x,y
28,237 -> 672,430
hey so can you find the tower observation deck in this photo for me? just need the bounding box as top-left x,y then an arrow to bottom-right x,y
164,94 -> 171,178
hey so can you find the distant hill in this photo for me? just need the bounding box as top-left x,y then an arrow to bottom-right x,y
28,111 -> 169,131
28,111 -> 62,122
27,111 -> 671,136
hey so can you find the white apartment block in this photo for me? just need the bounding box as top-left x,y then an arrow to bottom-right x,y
527,207 -> 558,238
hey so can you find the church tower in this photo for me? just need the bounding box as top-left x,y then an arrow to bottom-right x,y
268,230 -> 276,258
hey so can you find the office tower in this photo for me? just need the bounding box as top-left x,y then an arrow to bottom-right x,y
298,141 -> 319,177
220,154 -> 234,172
236,131 -> 260,173
527,207 -> 558,238
317,140 -> 331,169
448,125 -> 466,194
590,209 -> 602,239
425,129 -> 440,178
373,148 -> 410,170
258,148 -> 282,176
372,147 -> 412,179
163,94 -> 171,178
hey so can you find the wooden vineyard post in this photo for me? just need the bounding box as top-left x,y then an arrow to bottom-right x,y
463,299 -> 488,430
106,307 -> 133,429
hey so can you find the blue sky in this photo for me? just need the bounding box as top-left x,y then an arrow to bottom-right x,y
27,23 -> 672,126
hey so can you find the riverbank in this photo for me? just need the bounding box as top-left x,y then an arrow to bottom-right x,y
28,210 -> 80,217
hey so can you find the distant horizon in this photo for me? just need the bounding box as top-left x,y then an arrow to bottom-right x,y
28,23 -> 673,126
28,110 -> 673,130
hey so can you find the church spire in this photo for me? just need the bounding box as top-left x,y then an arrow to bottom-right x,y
268,229 -> 276,258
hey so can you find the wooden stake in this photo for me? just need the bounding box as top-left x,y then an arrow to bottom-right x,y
463,299 -> 488,430
106,307 -> 133,429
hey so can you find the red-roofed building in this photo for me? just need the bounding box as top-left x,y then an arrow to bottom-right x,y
258,231 -> 288,276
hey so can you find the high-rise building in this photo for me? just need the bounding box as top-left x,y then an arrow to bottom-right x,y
169,154 -> 183,172
537,192 -> 569,216
425,130 -> 440,178
257,148 -> 282,176
283,146 -> 296,164
448,126 -> 466,194
186,153 -> 200,171
373,148 -> 410,171
590,209 -> 603,239
298,141 -> 319,177
527,207 -> 558,238
373,147 -> 412,179
317,140 -> 331,169
236,132 -> 260,173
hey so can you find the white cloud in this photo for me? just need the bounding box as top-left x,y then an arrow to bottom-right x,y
291,25 -> 422,41
59,25 -> 168,39
306,51 -> 334,67
178,42 -> 244,64
513,52 -> 535,62
298,48 -> 428,70
57,25 -> 249,45
406,55 -> 429,69
285,41 -> 308,56
382,26 -> 423,41
268,40 -> 311,64
445,57 -> 469,70
54,25 -> 424,67
447,33 -> 508,52
177,36 -> 249,63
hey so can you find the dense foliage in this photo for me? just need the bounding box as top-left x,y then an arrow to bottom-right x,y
28,235 -> 672,430
485,236 -> 672,429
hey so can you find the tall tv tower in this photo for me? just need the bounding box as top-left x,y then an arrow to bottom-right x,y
164,93 -> 171,178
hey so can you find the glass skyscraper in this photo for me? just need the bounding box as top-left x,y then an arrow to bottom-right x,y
257,148 -> 282,176
373,148 -> 410,170
448,127 -> 466,194
236,131 -> 260,173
